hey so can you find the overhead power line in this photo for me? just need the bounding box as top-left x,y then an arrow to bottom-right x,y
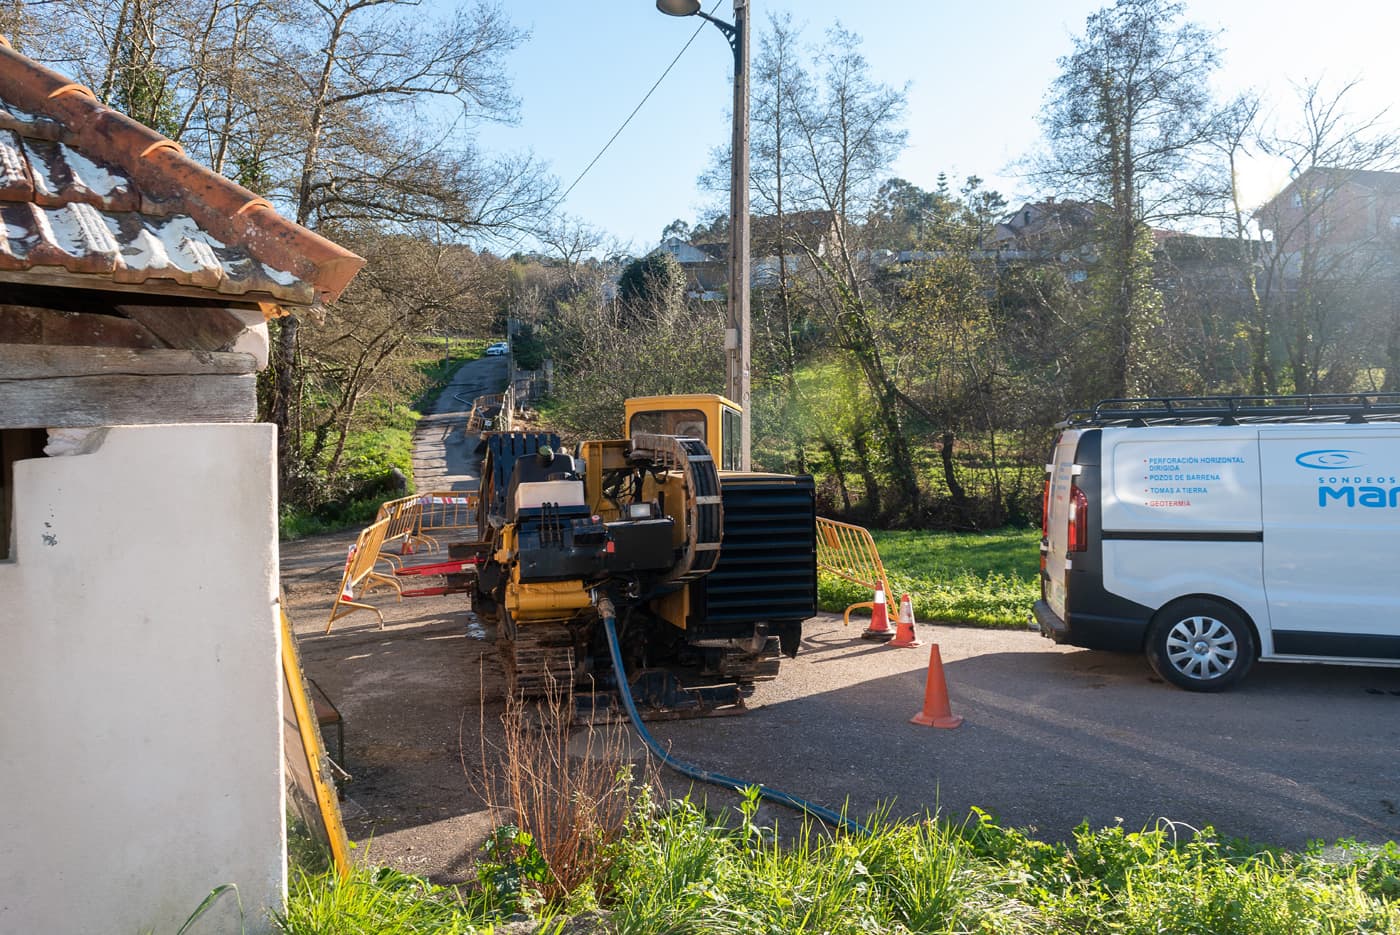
503,1 -> 724,254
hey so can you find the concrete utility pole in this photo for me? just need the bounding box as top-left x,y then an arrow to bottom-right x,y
657,0 -> 752,469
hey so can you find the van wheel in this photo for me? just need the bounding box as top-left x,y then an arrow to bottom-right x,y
1146,600 -> 1256,692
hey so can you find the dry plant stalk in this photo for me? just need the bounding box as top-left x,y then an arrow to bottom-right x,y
476,673 -> 659,901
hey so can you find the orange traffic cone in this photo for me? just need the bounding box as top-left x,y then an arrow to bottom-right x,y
910,644 -> 962,728
890,593 -> 921,648
861,583 -> 894,641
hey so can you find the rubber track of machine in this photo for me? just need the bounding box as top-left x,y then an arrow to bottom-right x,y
501,622 -> 577,699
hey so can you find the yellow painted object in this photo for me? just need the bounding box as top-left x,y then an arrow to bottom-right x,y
815,516 -> 892,626
325,518 -> 403,632
373,496 -> 436,568
280,609 -> 351,878
624,393 -> 743,471
467,392 -> 507,432
506,577 -> 593,619
578,439 -> 630,521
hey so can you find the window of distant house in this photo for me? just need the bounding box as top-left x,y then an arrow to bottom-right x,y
1292,193 -> 1304,208
1390,215 -> 1400,231
1,429 -> 46,561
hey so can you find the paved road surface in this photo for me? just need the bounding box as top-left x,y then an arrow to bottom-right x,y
412,355 -> 506,492
650,616 -> 1400,847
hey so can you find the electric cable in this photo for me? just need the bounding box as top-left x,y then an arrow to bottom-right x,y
554,0 -> 724,208
502,1 -> 725,254
599,603 -> 868,835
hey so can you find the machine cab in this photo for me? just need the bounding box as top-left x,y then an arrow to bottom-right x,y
623,394 -> 743,471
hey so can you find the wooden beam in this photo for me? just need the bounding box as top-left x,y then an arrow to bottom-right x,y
0,304 -> 166,348
0,374 -> 257,428
0,345 -> 259,378
116,304 -> 248,352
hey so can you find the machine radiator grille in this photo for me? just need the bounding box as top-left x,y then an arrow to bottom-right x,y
691,474 -> 817,628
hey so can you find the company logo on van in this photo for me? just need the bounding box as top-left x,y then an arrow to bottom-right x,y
1299,449 -> 1400,508
1296,449 -> 1365,469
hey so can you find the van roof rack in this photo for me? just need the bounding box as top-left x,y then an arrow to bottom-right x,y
1061,393 -> 1400,428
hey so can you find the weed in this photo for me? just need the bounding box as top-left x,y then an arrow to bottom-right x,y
477,681 -> 660,905
279,866 -> 485,934
282,806 -> 1400,934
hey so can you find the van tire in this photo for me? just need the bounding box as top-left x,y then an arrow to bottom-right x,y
1146,599 -> 1256,692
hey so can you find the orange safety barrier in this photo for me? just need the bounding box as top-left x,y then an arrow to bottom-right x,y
467,393 -> 507,432
326,518 -> 402,632
816,517 -> 894,628
373,496 -> 435,568
417,490 -> 479,541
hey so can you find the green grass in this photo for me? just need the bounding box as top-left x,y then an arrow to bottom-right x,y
822,526 -> 1040,628
281,801 -> 1400,934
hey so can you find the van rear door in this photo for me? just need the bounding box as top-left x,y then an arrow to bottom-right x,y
1260,432 -> 1400,658
1043,429 -> 1083,619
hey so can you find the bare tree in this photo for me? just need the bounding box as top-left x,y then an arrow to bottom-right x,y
257,0 -> 553,490
1036,0 -> 1224,397
1254,79 -> 1400,393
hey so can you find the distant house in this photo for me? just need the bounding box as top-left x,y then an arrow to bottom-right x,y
1256,166 -> 1400,257
656,235 -> 726,298
654,210 -> 841,298
989,198 -> 1101,256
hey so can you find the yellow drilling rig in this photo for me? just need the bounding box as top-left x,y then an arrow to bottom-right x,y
469,394 -> 816,715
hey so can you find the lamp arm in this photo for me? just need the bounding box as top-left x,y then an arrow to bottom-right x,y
695,9 -> 739,54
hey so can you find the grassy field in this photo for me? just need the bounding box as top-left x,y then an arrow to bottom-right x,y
822,526 -> 1040,628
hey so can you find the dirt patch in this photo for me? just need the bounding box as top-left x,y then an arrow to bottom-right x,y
281,539 -> 509,882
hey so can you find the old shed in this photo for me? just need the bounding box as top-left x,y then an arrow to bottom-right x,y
0,35 -> 363,934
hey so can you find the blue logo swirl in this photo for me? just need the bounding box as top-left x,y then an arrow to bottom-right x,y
1295,449 -> 1364,469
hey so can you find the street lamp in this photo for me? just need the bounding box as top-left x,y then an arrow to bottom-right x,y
657,0 -> 751,470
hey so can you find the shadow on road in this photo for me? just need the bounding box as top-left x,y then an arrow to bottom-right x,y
648,630 -> 1400,848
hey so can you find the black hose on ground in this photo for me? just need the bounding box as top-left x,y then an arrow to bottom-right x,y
597,597 -> 866,835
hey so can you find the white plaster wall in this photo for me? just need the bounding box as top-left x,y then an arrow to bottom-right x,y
0,424 -> 284,935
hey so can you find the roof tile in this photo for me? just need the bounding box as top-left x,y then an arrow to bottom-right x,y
0,37 -> 362,304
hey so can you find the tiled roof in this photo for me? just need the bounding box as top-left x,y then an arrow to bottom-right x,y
0,36 -> 363,306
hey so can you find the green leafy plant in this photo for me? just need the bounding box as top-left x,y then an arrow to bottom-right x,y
476,824 -> 549,914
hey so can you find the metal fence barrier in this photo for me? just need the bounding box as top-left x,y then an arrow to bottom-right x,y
417,491 -> 478,540
466,393 -> 507,432
326,518 -> 402,632
815,516 -> 891,626
373,496 -> 434,567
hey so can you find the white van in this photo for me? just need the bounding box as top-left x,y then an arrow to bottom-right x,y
1034,395 -> 1400,691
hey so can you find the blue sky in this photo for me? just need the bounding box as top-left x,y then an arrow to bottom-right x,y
470,0 -> 1400,253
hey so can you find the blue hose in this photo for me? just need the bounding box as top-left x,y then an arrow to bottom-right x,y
601,608 -> 866,835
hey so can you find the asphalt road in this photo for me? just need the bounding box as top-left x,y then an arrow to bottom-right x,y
649,616 -> 1400,847
411,355 -> 507,492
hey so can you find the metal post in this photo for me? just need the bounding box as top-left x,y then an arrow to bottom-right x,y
728,0 -> 751,470
660,0 -> 751,469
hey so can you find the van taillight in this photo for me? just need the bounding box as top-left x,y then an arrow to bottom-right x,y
1041,478 -> 1050,537
1067,481 -> 1088,553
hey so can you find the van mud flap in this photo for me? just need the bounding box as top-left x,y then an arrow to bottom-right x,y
1033,600 -> 1069,642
